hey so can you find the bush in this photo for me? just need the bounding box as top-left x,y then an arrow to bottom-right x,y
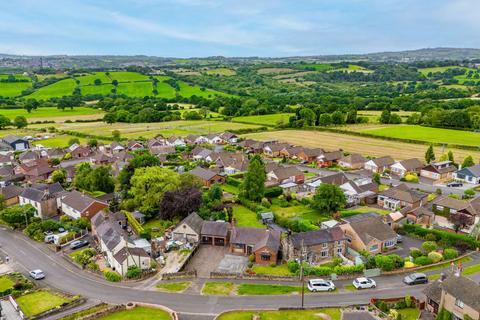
410,248 -> 423,259
312,266 -> 332,276
422,241 -> 438,253
287,260 -> 299,273
404,295 -> 412,308
442,248 -> 458,260
425,233 -> 437,241
104,271 -> 122,282
125,266 -> 142,279
261,198 -> 271,208
226,176 -> 242,187
333,264 -> 364,275
401,224 -> 480,250
264,187 -> 283,198
375,255 -> 395,271
375,301 -> 388,313
428,251 -> 443,263
414,256 -> 433,266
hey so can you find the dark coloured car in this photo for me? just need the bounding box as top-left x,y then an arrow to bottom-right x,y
446,182 -> 463,188
69,240 -> 89,250
403,273 -> 428,285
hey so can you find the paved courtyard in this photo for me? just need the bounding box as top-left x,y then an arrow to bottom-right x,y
216,254 -> 248,274
184,246 -> 229,278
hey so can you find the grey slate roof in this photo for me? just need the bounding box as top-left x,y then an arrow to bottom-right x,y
290,227 -> 346,249
347,217 -> 397,244
61,190 -> 106,212
440,275 -> 480,311
457,164 -> 480,177
2,135 -> 24,144
201,221 -> 230,237
230,228 -> 281,252
0,185 -> 23,199
179,212 -> 204,235
190,166 -> 219,181
380,183 -> 427,203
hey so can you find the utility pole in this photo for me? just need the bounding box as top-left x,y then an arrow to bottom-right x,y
299,240 -> 306,309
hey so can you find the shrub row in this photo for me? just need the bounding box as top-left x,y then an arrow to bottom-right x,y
401,224 -> 479,250
287,260 -> 364,276
103,271 -> 122,282
226,176 -> 242,188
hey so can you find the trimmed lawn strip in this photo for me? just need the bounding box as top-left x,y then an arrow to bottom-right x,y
343,284 -> 357,292
156,281 -> 191,293
202,282 -> 235,296
416,256 -> 471,273
250,264 -> 295,277
237,284 -> 302,295
96,306 -> 171,320
218,308 -> 341,320
462,264 -> 480,276
16,290 -> 71,317
396,308 -> 421,320
0,276 -> 15,291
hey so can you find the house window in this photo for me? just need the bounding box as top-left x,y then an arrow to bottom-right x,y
337,247 -> 343,254
385,240 -> 395,247
455,299 -> 464,309
336,241 -> 342,246
322,243 -> 328,248
261,253 -> 271,261
370,244 -> 379,252
321,250 -> 328,257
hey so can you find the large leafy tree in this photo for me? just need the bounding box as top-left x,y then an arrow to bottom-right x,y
0,205 -> 36,228
312,183 -> 346,215
241,155 -> 266,201
461,155 -> 475,168
118,151 -> 160,190
159,187 -> 202,220
74,163 -> 115,193
129,167 -> 181,217
13,116 -> 28,129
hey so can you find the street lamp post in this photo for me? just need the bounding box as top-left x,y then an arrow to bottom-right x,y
299,240 -> 306,309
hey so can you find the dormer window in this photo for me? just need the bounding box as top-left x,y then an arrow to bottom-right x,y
455,299 -> 464,309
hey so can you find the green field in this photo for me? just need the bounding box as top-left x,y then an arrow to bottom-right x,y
0,74 -> 30,81
359,125 -> 480,147
0,106 -> 103,121
418,66 -> 469,75
26,79 -> 77,100
109,71 -> 150,82
232,113 -> 293,126
0,82 -> 32,97
117,82 -> 153,97
297,63 -> 332,71
75,72 -> 112,86
205,68 -> 236,76
97,306 -> 171,320
32,120 -> 262,139
81,84 -> 115,96
328,64 -> 372,73
16,290 -> 71,317
33,135 -> 97,148
155,82 -> 177,98
177,81 -> 233,98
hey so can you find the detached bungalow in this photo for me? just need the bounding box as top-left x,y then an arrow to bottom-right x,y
377,183 -> 427,211
364,156 -> 395,173
420,161 -> 456,182
266,166 -> 304,186
453,164 -> 480,185
297,148 -> 324,163
317,150 -> 343,168
2,135 -> 29,151
338,153 -> 366,170
230,228 -> 281,265
390,158 -> 424,177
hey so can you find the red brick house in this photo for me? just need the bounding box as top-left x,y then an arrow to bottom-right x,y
190,166 -> 226,187
266,166 -> 304,186
229,228 -> 281,265
297,148 -> 324,163
317,150 -> 343,168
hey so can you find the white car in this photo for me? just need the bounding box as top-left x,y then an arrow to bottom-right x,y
307,279 -> 336,292
29,269 -> 45,280
353,277 -> 376,289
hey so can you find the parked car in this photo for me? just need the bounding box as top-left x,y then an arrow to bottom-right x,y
307,279 -> 336,292
69,240 -> 89,250
403,273 -> 428,285
447,182 -> 463,188
353,277 -> 376,289
29,269 -> 45,280
396,234 -> 403,243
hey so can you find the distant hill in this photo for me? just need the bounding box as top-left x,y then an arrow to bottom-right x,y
1,47 -> 480,70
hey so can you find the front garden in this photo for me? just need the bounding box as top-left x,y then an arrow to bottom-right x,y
96,306 -> 172,320
15,289 -> 80,318
217,308 -> 342,320
0,272 -> 34,297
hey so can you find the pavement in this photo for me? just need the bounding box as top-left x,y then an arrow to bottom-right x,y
0,227 -> 478,318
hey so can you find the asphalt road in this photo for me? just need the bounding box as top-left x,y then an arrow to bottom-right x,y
0,227 -> 428,317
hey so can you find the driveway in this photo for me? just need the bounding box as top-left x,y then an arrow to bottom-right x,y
216,254 -> 248,274
389,235 -> 424,258
184,245 -> 228,278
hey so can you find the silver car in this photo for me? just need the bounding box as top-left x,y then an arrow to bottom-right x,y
29,269 -> 45,280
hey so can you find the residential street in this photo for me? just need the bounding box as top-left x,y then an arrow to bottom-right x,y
1,227 -> 478,318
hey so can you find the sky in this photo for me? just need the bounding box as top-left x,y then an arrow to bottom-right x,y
0,0 -> 479,57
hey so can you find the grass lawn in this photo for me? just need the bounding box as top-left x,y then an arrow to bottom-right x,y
359,125 -> 480,147
0,82 -> 32,97
97,306 -> 171,320
142,218 -> 177,237
75,72 -> 112,86
428,274 -> 441,281
396,308 -> 421,320
16,290 -> 71,317
155,82 -> 177,99
222,184 -> 239,195
232,205 -> 265,229
81,84 -> 115,96
108,71 -> 150,82
250,264 -> 294,277
232,113 -> 294,126
26,79 -> 77,100
242,130 -> 480,161
462,263 -> 480,276
237,284 -> 301,295
202,281 -> 235,296
270,203 -> 324,226
218,308 -> 341,320
0,276 -> 15,291
177,81 -> 234,98
59,304 -> 111,320
156,281 -> 191,293
340,206 -> 390,217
